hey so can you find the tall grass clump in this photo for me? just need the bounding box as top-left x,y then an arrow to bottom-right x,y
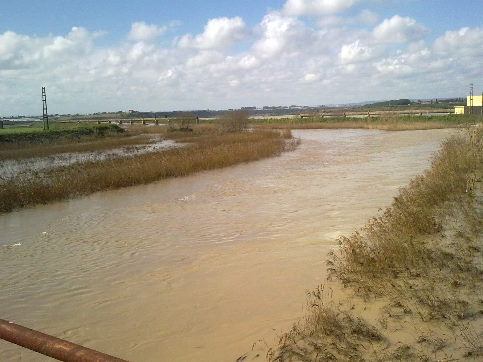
267,286 -> 385,362
219,110 -> 249,132
329,127 -> 482,289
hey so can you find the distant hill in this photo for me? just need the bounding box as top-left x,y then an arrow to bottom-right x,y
367,99 -> 412,107
359,98 -> 465,110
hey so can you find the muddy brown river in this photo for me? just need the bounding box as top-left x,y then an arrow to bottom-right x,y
0,129 -> 456,361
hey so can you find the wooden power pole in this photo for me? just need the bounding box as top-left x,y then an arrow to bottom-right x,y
42,86 -> 49,130
469,83 -> 473,115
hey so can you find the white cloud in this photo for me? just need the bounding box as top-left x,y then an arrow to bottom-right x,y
302,73 -> 320,82
128,22 -> 166,41
375,55 -> 414,75
178,17 -> 247,49
316,15 -> 344,27
283,0 -> 358,16
229,79 -> 240,87
252,12 -> 313,59
0,8 -> 481,116
126,41 -> 154,61
317,9 -> 378,28
0,27 -> 93,70
0,31 -> 30,68
239,55 -> 259,69
339,40 -> 373,63
357,9 -> 378,26
186,51 -> 224,68
433,27 -> 483,56
373,15 -> 429,43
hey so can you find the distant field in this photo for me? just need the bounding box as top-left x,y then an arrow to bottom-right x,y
0,121 -> 97,133
0,125 -> 44,134
0,123 -> 124,143
251,114 -> 481,131
1,114 -> 478,141
251,114 -> 468,123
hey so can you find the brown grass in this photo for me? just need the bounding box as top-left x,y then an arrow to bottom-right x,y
329,127 -> 482,289
0,129 -> 295,213
253,120 -> 463,131
244,126 -> 482,361
128,123 -> 223,138
267,286 -> 385,361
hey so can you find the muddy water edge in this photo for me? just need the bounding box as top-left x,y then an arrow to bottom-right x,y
0,128 -> 456,361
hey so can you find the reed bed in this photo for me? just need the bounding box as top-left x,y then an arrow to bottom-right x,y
127,123 -> 216,134
253,126 -> 483,361
330,126 -> 482,288
254,120 -> 463,131
0,129 -> 294,212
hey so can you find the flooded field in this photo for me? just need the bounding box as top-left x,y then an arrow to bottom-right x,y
0,138 -> 179,179
0,128 -> 456,361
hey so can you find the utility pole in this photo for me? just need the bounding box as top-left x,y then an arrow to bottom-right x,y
469,83 -> 473,115
42,86 -> 49,130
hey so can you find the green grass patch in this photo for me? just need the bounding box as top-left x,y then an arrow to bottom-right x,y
0,123 -> 124,143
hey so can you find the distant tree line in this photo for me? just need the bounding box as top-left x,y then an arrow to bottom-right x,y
368,99 -> 412,107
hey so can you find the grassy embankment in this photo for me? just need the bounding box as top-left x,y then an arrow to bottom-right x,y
0,123 -> 295,213
0,123 -> 160,160
241,126 -> 482,361
252,114 -> 478,131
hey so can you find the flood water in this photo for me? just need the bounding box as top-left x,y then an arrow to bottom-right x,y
0,139 -> 180,179
0,128 -> 456,361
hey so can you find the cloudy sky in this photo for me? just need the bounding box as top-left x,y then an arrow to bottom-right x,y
1,0 -> 482,115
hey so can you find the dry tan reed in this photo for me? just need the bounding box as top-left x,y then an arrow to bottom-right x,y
254,120 -> 464,131
0,129 -> 294,212
330,127 -> 482,287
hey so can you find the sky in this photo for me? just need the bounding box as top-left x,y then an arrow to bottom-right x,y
0,0 -> 482,116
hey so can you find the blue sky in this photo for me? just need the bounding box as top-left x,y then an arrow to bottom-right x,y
1,0 -> 482,115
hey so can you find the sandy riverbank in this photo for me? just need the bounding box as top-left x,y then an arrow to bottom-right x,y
241,126 -> 482,361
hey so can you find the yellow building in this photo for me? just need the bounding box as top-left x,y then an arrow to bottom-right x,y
467,95 -> 483,107
454,95 -> 483,114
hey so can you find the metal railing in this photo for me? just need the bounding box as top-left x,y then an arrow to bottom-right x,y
0,319 -> 128,361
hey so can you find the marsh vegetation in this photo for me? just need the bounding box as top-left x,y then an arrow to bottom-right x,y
252,114 -> 477,131
0,122 -> 295,213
